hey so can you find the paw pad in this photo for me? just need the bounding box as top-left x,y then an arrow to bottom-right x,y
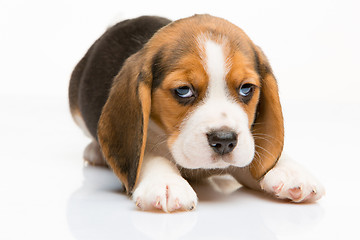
153,197 -> 162,209
272,182 -> 284,194
288,186 -> 302,202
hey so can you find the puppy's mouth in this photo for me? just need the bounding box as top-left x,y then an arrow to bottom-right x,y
211,154 -> 236,165
179,151 -> 233,169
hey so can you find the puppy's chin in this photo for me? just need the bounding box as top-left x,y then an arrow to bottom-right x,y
171,153 -> 254,170
174,156 -> 232,170
170,143 -> 255,170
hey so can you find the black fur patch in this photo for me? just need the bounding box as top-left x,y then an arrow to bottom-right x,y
150,41 -> 192,90
253,46 -> 272,79
253,47 -> 261,77
71,16 -> 171,139
151,48 -> 167,90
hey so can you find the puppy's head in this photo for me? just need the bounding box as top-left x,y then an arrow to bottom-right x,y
98,14 -> 284,193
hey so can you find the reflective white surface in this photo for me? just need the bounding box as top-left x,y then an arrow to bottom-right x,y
1,0 -> 360,239
1,96 -> 359,240
68,167 -> 324,240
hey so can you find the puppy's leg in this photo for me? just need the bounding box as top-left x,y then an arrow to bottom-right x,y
132,155 -> 197,212
83,141 -> 107,166
72,111 -> 107,166
231,154 -> 325,202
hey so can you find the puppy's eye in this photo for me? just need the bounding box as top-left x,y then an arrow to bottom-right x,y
172,86 -> 197,105
174,86 -> 194,98
239,83 -> 255,103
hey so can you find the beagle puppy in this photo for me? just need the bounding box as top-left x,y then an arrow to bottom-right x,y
69,15 -> 325,212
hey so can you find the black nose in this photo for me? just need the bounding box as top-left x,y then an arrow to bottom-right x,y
207,131 -> 238,155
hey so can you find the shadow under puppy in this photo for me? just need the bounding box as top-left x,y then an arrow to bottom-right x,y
69,14 -> 325,212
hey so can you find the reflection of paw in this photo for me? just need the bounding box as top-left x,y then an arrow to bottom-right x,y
260,160 -> 325,202
132,174 -> 198,212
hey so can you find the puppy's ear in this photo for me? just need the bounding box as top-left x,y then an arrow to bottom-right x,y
98,52 -> 151,194
250,46 -> 284,180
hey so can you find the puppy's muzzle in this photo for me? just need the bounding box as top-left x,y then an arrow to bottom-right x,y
207,130 -> 238,155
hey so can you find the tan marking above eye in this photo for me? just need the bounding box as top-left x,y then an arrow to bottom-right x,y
239,77 -> 259,87
160,68 -> 208,103
161,71 -> 190,89
150,54 -> 208,133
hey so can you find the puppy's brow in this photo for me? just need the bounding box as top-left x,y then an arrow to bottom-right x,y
151,48 -> 167,90
150,39 -> 195,90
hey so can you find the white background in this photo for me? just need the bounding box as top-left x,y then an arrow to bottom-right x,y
1,0 -> 360,239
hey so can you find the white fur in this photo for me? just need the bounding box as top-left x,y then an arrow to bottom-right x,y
260,154 -> 325,202
171,39 -> 255,169
132,155 -> 198,212
204,40 -> 228,99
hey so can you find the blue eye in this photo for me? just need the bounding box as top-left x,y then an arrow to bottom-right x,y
239,84 -> 254,97
174,86 -> 194,98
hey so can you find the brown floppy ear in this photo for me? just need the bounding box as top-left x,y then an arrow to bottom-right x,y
249,46 -> 284,180
97,52 -> 151,194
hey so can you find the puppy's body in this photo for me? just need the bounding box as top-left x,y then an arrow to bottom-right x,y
69,15 -> 324,212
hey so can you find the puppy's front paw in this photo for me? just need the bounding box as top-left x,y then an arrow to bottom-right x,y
132,174 -> 197,212
260,160 -> 325,202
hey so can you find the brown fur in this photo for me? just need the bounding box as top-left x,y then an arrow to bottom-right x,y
98,52 -> 148,192
72,14 -> 284,193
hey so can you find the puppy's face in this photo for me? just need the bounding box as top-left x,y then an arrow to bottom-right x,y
149,17 -> 261,169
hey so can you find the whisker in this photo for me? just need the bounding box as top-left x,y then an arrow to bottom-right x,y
148,138 -> 167,152
252,136 -> 275,145
255,144 -> 276,159
252,153 -> 261,167
251,132 -> 283,144
252,150 -> 265,169
254,150 -> 261,160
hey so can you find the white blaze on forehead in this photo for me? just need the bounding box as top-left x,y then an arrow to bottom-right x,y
203,40 -> 229,100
